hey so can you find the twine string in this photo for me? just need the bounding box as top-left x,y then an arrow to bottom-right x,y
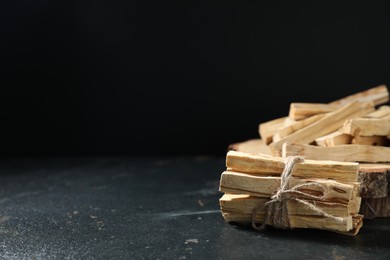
252,156 -> 345,230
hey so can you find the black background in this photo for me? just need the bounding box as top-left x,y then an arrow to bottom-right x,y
1,1 -> 389,156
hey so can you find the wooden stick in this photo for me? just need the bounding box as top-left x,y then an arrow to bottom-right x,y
269,101 -> 374,156
340,117 -> 390,136
352,135 -> 389,146
349,197 -> 362,216
228,139 -> 271,155
365,105 -> 390,118
219,171 -> 358,205
329,84 -> 389,107
283,117 -> 298,127
283,142 -> 390,163
259,117 -> 286,145
220,194 -> 353,218
274,114 -> 326,142
220,194 -> 361,234
315,131 -> 352,147
289,103 -> 338,120
226,151 -> 359,182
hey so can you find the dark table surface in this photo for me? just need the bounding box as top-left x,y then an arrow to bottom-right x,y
0,156 -> 390,259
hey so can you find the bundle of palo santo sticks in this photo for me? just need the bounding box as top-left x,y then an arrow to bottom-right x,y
220,84 -> 390,235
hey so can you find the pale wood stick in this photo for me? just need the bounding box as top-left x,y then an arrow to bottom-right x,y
274,114 -> 326,142
221,175 -> 360,214
222,211 -> 363,236
283,117 -> 297,127
358,163 -> 390,198
219,171 -> 357,205
225,183 -> 357,213
365,105 -> 390,118
329,84 -> 389,107
340,117 -> 390,136
220,194 -> 356,233
226,151 -> 358,182
228,139 -> 271,155
270,101 -> 374,156
283,142 -> 390,163
289,103 -> 339,120
220,194 -> 353,218
315,131 -> 352,147
349,197 -> 362,216
259,117 -> 286,145
352,135 -> 389,146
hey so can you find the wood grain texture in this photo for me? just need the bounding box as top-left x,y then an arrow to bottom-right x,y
360,197 -> 390,219
219,171 -> 358,205
283,143 -> 390,163
289,103 -> 338,120
359,163 -> 390,198
340,117 -> 390,136
226,150 -> 359,182
274,114 -> 326,142
315,131 -> 352,147
220,194 -> 362,234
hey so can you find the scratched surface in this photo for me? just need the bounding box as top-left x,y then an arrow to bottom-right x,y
0,157 -> 389,259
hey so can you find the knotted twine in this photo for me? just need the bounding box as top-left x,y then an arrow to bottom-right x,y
252,156 -> 345,230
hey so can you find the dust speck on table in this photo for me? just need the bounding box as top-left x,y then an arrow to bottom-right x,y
0,216 -> 10,223
184,238 -> 199,244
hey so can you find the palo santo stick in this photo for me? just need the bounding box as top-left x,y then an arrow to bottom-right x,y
289,103 -> 339,120
315,131 -> 352,147
340,117 -> 390,136
270,101 -> 374,156
220,194 -> 353,219
220,177 -> 362,214
349,197 -> 362,216
259,117 -> 286,145
228,139 -> 271,155
223,211 -> 363,236
283,142 -> 390,163
329,84 -> 389,107
358,163 -> 390,198
352,135 -> 389,146
274,114 -> 326,142
220,194 -> 356,233
283,117 -> 297,127
219,171 -> 357,205
226,151 -> 359,182
365,105 -> 390,118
